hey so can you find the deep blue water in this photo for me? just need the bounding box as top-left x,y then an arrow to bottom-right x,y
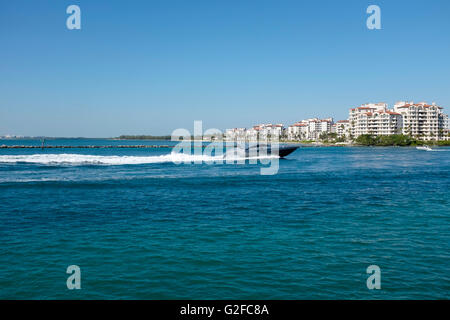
0,139 -> 449,299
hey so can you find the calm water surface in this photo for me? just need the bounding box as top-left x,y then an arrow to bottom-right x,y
0,139 -> 449,299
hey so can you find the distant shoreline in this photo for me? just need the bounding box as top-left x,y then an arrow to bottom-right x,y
1,141 -> 449,149
1,135 -> 449,147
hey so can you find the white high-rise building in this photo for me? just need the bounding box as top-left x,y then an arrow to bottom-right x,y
393,101 -> 449,140
349,103 -> 402,137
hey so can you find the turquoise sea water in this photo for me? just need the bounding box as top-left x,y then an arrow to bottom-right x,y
0,139 -> 449,299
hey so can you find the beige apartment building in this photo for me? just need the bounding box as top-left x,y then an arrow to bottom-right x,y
287,122 -> 308,140
393,101 -> 449,140
225,124 -> 284,141
349,103 -> 402,137
287,118 -> 333,141
333,120 -> 350,138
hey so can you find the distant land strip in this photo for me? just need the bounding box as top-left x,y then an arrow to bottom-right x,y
115,135 -> 172,140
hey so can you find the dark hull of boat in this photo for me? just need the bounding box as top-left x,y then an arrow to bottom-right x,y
278,146 -> 299,158
245,145 -> 299,158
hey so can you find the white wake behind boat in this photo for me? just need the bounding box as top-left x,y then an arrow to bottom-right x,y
416,146 -> 433,151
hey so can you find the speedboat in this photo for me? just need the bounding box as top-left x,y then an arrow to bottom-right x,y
416,145 -> 432,151
244,144 -> 299,158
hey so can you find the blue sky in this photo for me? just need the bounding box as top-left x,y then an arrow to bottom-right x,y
1,0 -> 449,137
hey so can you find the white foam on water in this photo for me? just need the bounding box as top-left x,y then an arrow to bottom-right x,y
0,153 -> 278,165
0,153 -> 214,165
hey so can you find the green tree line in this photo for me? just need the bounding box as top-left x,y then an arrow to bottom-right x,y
354,134 -> 450,146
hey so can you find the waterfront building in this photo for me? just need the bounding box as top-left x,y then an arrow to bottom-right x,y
251,124 -> 283,140
287,123 -> 308,140
349,103 -> 402,137
225,124 -> 284,141
286,118 -> 333,141
334,120 -> 350,138
305,118 -> 333,140
393,101 -> 449,141
225,128 -> 247,141
245,127 -> 259,141
225,100 -> 449,143
309,118 -> 333,140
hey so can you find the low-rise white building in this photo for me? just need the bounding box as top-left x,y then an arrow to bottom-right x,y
244,127 -> 257,141
287,118 -> 334,141
253,124 -> 283,140
225,128 -> 247,141
287,123 -> 308,140
225,124 -> 284,141
334,120 -> 350,138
